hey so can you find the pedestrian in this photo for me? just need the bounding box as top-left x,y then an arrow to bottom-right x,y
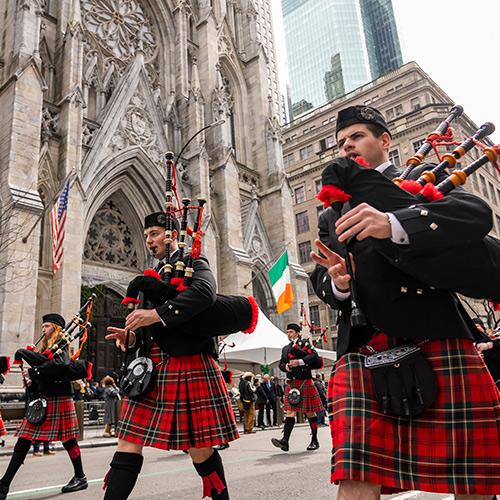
262,374 -> 277,426
255,378 -> 268,429
313,375 -> 328,426
310,105 -> 500,498
102,375 -> 120,437
239,372 -> 256,434
0,314 -> 88,500
104,212 -> 239,500
473,317 -> 500,387
271,323 -> 323,452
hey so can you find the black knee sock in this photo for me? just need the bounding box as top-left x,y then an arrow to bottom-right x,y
192,449 -> 229,500
103,452 -> 143,500
282,416 -> 295,444
0,438 -> 31,488
63,439 -> 85,478
307,416 -> 318,441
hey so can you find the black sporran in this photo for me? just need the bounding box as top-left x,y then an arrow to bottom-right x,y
119,356 -> 155,399
288,388 -> 301,406
364,343 -> 437,418
25,397 -> 48,424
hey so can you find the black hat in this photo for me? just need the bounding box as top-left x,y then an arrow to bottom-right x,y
42,313 -> 65,328
336,105 -> 391,137
144,212 -> 180,233
286,323 -> 301,333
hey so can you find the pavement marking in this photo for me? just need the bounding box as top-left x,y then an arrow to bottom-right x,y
6,454 -> 265,499
391,492 -> 425,499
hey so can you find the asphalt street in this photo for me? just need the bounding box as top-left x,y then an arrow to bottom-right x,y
0,425 -> 462,499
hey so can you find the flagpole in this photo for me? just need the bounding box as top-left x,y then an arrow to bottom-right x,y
242,243 -> 291,289
21,169 -> 76,244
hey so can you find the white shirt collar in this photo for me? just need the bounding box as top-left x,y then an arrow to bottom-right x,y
375,161 -> 392,174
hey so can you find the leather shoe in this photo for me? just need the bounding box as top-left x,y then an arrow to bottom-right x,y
306,439 -> 320,451
271,438 -> 289,452
61,476 -> 88,493
0,483 -> 9,500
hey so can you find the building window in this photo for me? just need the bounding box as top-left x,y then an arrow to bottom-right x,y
386,108 -> 395,120
294,185 -> 306,204
411,97 -> 421,110
307,279 -> 315,296
413,139 -> 425,153
299,144 -> 314,160
309,305 -> 320,326
319,135 -> 335,151
283,153 -> 294,168
317,205 -> 324,218
496,214 -> 500,234
389,149 -> 400,168
395,104 -> 403,116
298,241 -> 312,264
314,179 -> 322,194
295,211 -> 310,234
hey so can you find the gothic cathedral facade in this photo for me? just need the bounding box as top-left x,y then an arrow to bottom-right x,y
0,0 -> 308,379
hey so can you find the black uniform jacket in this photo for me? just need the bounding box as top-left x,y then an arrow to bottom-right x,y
310,164 -> 493,357
278,339 -> 323,381
133,251 -> 218,357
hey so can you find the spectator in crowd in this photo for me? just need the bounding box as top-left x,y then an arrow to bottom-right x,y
262,374 -> 277,427
474,318 -> 500,387
314,375 -> 328,426
102,376 -> 120,438
91,380 -> 104,400
255,379 -> 268,430
239,373 -> 256,434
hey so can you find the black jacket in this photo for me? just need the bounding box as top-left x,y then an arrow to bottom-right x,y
262,381 -> 277,402
133,252 -> 218,357
278,338 -> 323,380
311,164 -> 492,356
255,385 -> 268,405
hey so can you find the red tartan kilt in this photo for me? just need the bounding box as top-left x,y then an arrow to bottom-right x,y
0,415 -> 6,437
328,337 -> 500,495
16,396 -> 79,442
284,378 -> 324,414
117,345 -> 239,450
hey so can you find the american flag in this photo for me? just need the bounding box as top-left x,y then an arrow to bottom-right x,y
49,179 -> 71,273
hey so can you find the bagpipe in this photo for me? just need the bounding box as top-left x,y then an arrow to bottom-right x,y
121,152 -> 259,338
299,302 -> 329,347
14,295 -> 96,382
316,108 -> 500,307
0,356 -> 11,385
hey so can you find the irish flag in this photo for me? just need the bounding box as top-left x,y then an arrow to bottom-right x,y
268,251 -> 294,314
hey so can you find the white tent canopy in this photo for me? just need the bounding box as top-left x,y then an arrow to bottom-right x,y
222,308 -> 336,366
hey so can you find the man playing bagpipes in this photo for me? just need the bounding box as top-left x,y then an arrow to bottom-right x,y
103,203 -> 258,500
0,357 -> 11,448
310,105 -> 500,499
0,313 -> 92,500
271,323 -> 323,453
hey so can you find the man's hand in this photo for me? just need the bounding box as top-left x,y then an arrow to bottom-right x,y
285,363 -> 292,372
310,239 -> 353,293
476,341 -> 494,354
105,327 -> 136,352
335,203 -> 391,242
22,368 -> 32,387
125,308 -> 162,331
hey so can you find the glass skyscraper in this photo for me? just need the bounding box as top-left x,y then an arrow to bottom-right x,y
360,0 -> 403,79
282,0 -> 371,118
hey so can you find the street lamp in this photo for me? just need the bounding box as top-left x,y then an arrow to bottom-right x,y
174,119 -> 226,167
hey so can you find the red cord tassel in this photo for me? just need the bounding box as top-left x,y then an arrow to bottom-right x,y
354,156 -> 370,167
316,184 -> 351,208
399,179 -> 423,195
170,277 -> 189,292
420,182 -> 444,201
143,268 -> 161,280
121,297 -> 140,306
86,361 -> 93,381
202,472 -> 225,498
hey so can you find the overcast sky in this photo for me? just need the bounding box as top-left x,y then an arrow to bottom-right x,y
272,0 -> 500,142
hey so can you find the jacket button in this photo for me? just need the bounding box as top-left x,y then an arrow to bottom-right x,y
430,222 -> 438,230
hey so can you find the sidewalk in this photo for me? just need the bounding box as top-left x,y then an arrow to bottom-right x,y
0,425 -> 117,457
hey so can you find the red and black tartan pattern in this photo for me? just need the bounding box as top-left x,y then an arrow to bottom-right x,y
117,345 -> 239,450
16,395 -> 79,442
0,414 -> 6,437
328,337 -> 500,495
284,378 -> 324,414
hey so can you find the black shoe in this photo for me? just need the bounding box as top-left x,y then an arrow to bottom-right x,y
271,438 -> 289,452
215,443 -> 230,450
306,439 -> 320,451
61,476 -> 88,493
0,483 -> 9,500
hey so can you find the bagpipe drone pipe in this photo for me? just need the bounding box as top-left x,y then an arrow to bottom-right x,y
316,118 -> 500,303
122,152 -> 259,337
14,295 -> 96,382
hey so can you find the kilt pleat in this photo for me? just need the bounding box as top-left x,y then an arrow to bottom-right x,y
16,396 -> 79,442
328,337 -> 500,495
284,378 -> 324,414
117,346 -> 239,450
